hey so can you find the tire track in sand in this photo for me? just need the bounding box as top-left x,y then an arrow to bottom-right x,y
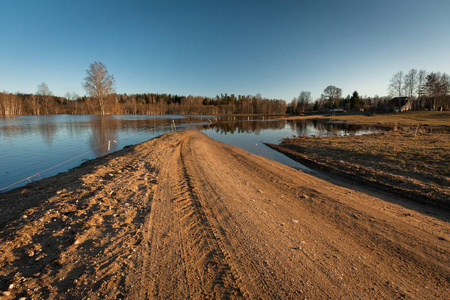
129,136 -> 243,299
124,131 -> 449,299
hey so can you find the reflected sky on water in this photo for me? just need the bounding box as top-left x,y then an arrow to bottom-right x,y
0,115 -> 378,192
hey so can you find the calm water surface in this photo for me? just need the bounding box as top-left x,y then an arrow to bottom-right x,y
0,115 -> 377,192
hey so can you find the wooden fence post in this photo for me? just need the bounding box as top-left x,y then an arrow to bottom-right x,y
172,120 -> 177,132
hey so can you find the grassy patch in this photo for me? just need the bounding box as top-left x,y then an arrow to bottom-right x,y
270,131 -> 449,207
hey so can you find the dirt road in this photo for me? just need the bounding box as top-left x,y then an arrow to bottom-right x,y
0,130 -> 449,299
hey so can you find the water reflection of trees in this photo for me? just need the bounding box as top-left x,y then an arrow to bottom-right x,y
89,117 -> 118,156
198,118 -> 378,136
203,119 -> 287,135
88,116 -> 177,156
200,118 -> 376,136
0,116 -> 58,143
39,119 -> 58,145
286,119 -> 374,137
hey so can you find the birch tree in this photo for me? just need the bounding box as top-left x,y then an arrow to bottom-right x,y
389,71 -> 404,97
416,70 -> 427,108
83,62 -> 115,115
37,82 -> 52,114
403,69 -> 418,99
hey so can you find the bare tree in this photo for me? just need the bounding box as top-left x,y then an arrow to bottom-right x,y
389,71 -> 404,97
289,97 -> 297,114
64,92 -> 80,101
441,73 -> 450,110
403,69 -> 418,99
297,91 -> 312,112
322,85 -> 342,107
0,92 -> 21,116
417,70 -> 427,94
37,82 -> 52,114
416,70 -> 427,108
29,94 -> 40,115
83,62 -> 115,115
425,72 -> 450,110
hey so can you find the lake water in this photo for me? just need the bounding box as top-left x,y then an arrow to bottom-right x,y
0,115 -> 377,192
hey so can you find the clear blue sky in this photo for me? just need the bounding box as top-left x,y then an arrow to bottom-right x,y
1,0 -> 449,101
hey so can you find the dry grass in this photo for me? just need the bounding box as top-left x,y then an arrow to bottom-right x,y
287,132 -> 449,179
325,111 -> 450,127
271,131 -> 450,207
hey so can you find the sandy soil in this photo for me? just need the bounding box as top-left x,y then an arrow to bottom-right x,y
0,130 -> 449,299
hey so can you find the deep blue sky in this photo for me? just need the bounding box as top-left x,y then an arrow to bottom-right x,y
1,0 -> 449,101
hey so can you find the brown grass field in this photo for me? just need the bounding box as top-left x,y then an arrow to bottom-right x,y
324,111 -> 450,127
269,111 -> 450,207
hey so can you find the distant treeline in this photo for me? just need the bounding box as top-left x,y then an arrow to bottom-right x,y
0,92 -> 286,116
288,69 -> 450,114
3,68 -> 449,117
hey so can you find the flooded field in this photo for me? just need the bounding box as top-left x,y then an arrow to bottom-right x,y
0,115 -> 378,191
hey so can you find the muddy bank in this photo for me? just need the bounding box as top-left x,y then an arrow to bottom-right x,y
1,130 -> 449,299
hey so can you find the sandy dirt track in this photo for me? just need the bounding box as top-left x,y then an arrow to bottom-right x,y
0,130 -> 449,299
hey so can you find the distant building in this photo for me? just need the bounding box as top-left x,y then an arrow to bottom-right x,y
387,97 -> 412,112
